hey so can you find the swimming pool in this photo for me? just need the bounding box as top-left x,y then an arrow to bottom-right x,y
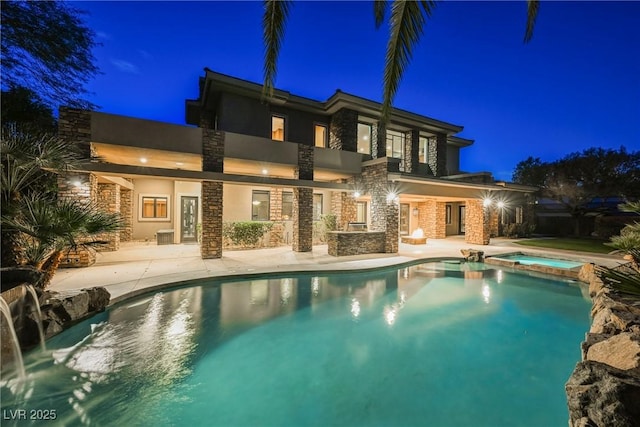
488,254 -> 584,269
1,262 -> 590,426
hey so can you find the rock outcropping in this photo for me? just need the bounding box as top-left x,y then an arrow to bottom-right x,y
566,263 -> 640,427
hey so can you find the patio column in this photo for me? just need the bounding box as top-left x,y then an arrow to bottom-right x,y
120,186 -> 133,242
422,200 -> 447,239
362,160 -> 398,254
464,199 -> 491,245
200,117 -> 225,259
329,108 -> 357,152
201,181 -> 223,259
97,182 -> 121,251
292,144 -> 314,252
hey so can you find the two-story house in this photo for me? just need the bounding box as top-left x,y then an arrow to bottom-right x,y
57,69 -> 535,265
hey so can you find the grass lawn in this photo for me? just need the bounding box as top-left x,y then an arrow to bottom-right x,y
514,238 -> 614,254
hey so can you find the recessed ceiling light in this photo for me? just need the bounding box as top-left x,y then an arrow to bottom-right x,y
262,169 -> 268,175
363,135 -> 368,140
176,162 -> 184,166
140,157 -> 148,164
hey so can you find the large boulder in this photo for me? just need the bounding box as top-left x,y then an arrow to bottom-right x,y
460,249 -> 484,262
566,361 -> 640,427
586,332 -> 640,371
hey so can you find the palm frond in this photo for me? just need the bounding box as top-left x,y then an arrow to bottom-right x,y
262,0 -> 292,100
381,0 -> 436,124
524,0 -> 539,43
595,263 -> 640,296
374,0 -> 389,28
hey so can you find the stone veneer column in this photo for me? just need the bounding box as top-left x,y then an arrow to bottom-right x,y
489,206 -> 499,237
120,187 -> 133,242
57,172 -> 99,267
329,108 -> 357,152
201,181 -> 223,258
407,129 -> 419,174
292,144 -> 314,252
361,160 -> 398,254
200,118 -> 224,259
464,199 -> 490,245
434,133 -> 448,176
421,200 -> 447,239
292,188 -> 313,252
97,183 -> 121,251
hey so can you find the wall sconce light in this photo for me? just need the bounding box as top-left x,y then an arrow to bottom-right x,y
353,191 -> 361,198
412,207 -> 419,216
483,198 -> 492,207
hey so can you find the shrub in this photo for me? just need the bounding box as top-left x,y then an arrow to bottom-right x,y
222,221 -> 273,247
504,222 -> 536,238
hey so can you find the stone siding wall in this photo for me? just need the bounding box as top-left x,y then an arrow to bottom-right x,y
384,203 -> 399,253
201,181 -> 223,259
327,231 -> 386,256
292,188 -> 313,252
374,122 -> 386,159
464,199 -> 490,245
329,108 -> 357,152
428,133 -> 448,177
331,191 -> 357,231
421,200 -> 446,239
57,173 -> 98,267
407,129 -> 419,174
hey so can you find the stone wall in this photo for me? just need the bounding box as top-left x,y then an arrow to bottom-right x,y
327,231 -> 386,256
269,188 -> 283,220
428,133 -> 448,177
202,126 -> 225,173
297,144 -> 314,181
374,122 -> 386,159
329,108 -> 357,152
464,199 -> 490,245
566,264 -> 640,426
407,129 -> 419,174
201,181 -> 223,259
361,160 -> 398,253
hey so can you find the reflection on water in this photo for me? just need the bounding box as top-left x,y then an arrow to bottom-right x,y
0,261 -> 590,427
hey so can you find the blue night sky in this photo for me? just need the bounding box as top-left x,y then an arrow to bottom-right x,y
76,1 -> 639,181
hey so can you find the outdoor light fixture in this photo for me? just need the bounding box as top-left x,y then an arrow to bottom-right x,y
386,191 -> 399,204
412,207 -> 419,216
252,201 -> 261,206
483,198 -> 492,207
140,157 -> 148,164
497,201 -> 505,209
176,162 -> 184,167
261,169 -> 268,175
353,191 -> 361,198
72,180 -> 82,187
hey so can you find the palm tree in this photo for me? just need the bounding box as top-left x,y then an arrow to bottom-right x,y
1,127 -> 122,289
262,0 -> 540,123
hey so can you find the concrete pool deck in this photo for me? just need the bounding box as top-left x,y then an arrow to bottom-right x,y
49,236 -> 627,304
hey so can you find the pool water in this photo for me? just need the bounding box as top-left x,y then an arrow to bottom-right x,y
1,262 -> 590,427
492,254 -> 584,269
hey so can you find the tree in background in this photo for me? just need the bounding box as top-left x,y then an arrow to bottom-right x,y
262,0 -> 539,123
513,147 -> 640,236
1,0 -> 99,112
1,87 -> 57,133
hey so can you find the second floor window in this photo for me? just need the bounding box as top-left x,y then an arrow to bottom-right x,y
419,136 -> 430,164
314,124 -> 328,147
272,115 -> 285,141
386,129 -> 405,160
357,123 -> 371,154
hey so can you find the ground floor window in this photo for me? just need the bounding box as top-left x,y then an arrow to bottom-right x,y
252,190 -> 270,220
313,194 -> 323,221
140,194 -> 169,220
515,206 -> 524,224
